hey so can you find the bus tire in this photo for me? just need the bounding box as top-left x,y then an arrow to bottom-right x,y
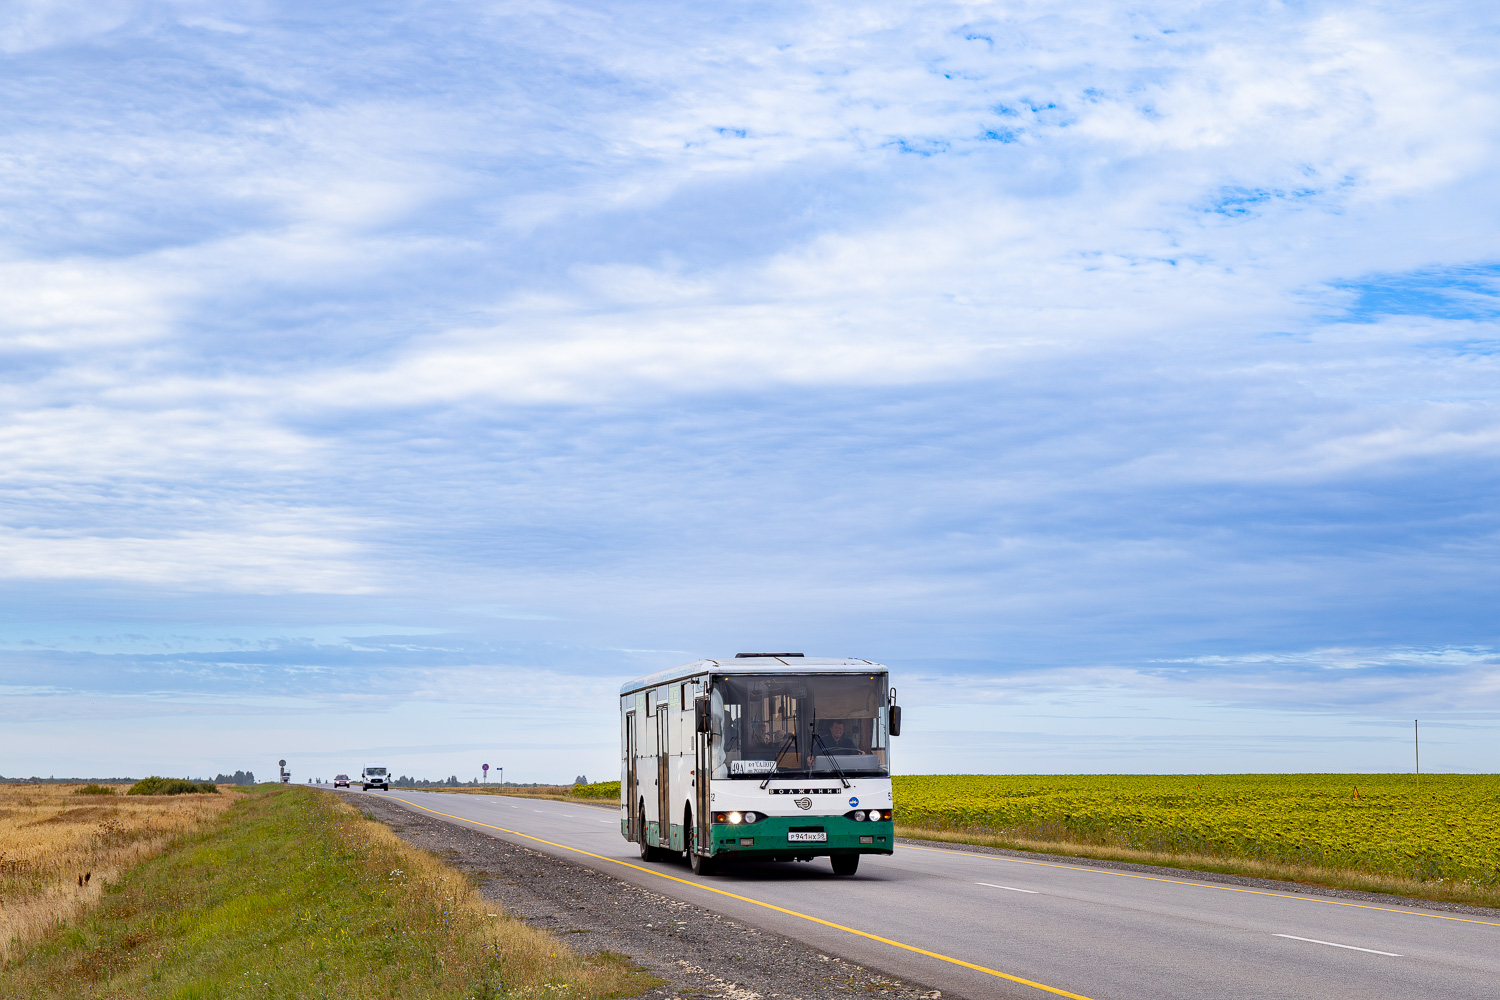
637,807 -> 658,862
685,806 -> 715,875
831,855 -> 860,876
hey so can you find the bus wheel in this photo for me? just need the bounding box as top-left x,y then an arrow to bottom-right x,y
831,855 -> 860,876
691,850 -> 716,877
637,806 -> 658,862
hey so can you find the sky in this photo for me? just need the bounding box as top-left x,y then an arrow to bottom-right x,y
1,0 -> 1497,783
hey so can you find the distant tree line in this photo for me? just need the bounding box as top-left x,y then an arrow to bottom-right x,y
1,771 -> 256,785
395,775 -> 477,787
392,775 -> 558,788
1,775 -> 140,784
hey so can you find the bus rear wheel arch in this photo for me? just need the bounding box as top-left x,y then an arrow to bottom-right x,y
637,801 -> 662,862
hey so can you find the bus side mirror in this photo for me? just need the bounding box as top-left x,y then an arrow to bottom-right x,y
889,705 -> 902,737
694,697 -> 711,733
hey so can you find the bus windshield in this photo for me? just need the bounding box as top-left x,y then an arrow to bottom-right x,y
712,673 -> 888,778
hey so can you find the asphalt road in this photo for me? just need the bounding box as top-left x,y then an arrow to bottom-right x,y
330,787 -> 1499,1000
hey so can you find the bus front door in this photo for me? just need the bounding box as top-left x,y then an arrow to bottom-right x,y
625,710 -> 639,841
694,720 -> 710,855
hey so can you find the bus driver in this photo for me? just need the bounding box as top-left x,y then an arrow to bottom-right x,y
806,720 -> 858,767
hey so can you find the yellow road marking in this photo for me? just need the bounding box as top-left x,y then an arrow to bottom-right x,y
389,795 -> 1097,1000
900,844 -> 1500,929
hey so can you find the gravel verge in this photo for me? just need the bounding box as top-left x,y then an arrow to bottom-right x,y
897,835 -> 1500,919
346,793 -> 947,1000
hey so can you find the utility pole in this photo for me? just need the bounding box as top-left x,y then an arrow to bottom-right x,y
1414,719 -> 1419,791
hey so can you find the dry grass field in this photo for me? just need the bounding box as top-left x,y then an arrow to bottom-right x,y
0,782 -> 237,965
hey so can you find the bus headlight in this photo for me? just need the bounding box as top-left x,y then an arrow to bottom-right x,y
742,811 -> 757,823
845,808 -> 886,822
728,811 -> 743,824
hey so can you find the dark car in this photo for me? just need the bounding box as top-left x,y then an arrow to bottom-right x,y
334,774 -> 350,788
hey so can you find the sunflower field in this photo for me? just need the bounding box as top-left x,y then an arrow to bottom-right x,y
893,773 -> 1500,886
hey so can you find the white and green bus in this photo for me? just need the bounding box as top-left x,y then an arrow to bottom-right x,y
619,654 -> 902,876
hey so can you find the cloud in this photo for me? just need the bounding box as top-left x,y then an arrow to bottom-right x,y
0,519 -> 374,592
0,0 -> 137,55
0,0 -> 1498,772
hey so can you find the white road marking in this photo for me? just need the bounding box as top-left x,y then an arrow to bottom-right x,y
1273,934 -> 1401,957
977,882 -> 1039,894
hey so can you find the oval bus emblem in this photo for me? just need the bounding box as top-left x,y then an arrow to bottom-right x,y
795,796 -> 812,810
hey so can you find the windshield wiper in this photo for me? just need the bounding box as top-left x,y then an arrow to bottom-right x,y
760,732 -> 799,789
809,731 -> 851,789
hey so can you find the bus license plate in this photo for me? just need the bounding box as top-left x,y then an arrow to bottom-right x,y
788,832 -> 827,842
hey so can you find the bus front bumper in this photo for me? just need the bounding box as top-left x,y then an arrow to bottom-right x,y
708,815 -> 893,859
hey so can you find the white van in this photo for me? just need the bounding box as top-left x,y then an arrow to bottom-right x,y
361,763 -> 390,791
